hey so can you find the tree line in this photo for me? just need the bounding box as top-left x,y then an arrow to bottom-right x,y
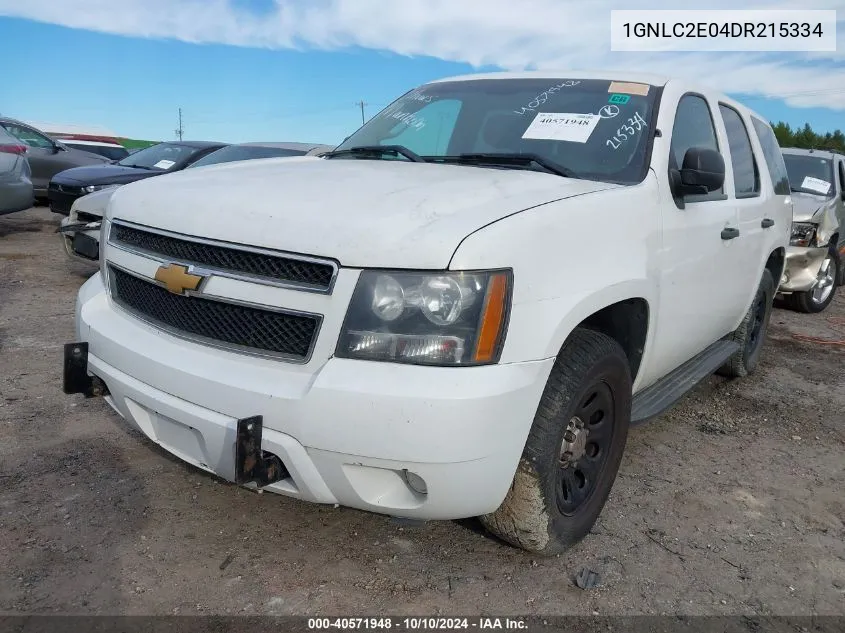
771,121 -> 845,153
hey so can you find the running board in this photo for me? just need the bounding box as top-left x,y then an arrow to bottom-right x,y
630,340 -> 740,425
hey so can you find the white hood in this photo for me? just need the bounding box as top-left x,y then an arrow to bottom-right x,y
106,156 -> 620,269
71,187 -> 119,218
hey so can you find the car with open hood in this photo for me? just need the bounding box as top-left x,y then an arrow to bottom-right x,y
47,140 -> 227,215
778,147 -> 844,312
63,71 -> 790,554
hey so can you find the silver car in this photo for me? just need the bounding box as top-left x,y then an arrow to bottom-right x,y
0,126 -> 34,215
779,147 -> 845,312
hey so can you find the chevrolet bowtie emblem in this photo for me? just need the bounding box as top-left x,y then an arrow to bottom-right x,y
154,263 -> 204,295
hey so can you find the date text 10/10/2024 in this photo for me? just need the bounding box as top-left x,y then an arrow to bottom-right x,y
307,617 -> 529,630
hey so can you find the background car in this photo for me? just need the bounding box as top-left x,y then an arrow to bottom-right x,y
0,117 -> 111,203
55,138 -> 130,161
186,141 -> 335,169
0,125 -> 34,215
57,140 -> 334,262
47,140 -> 228,215
777,147 -> 844,312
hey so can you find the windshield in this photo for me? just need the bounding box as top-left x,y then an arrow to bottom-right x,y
117,143 -> 197,171
65,143 -> 129,161
783,154 -> 835,197
188,145 -> 307,169
333,78 -> 660,184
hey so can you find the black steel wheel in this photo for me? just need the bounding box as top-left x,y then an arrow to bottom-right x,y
479,328 -> 631,555
717,268 -> 775,378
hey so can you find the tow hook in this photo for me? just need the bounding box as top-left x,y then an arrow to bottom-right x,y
235,416 -> 288,487
63,342 -> 109,398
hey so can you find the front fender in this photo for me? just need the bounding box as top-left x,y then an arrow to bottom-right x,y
448,178 -> 660,374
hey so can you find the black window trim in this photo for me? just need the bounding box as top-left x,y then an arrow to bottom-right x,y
837,159 -> 845,194
718,101 -> 761,200
670,91 -> 727,205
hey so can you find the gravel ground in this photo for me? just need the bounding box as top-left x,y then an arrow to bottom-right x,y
1,207 -> 843,616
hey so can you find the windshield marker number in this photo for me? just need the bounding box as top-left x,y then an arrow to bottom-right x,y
606,112 -> 647,150
513,81 -> 581,116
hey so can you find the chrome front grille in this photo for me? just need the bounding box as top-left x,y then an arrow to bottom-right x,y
109,220 -> 337,293
108,265 -> 322,361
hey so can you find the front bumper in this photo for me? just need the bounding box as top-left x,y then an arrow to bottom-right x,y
48,187 -> 81,215
58,215 -> 101,265
779,245 -> 829,293
68,273 -> 554,520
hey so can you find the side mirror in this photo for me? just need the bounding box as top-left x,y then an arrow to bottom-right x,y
53,142 -> 68,153
672,147 -> 725,197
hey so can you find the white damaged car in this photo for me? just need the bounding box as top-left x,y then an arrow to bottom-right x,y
63,71 -> 791,554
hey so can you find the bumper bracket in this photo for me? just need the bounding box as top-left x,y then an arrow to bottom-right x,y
63,342 -> 108,397
235,416 -> 288,487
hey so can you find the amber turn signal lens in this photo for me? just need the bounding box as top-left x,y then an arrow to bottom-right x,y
473,273 -> 509,363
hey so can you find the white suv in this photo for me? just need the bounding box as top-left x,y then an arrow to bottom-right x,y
64,71 -> 791,554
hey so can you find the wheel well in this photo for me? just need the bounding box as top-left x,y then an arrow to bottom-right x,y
765,247 -> 786,286
578,298 -> 648,381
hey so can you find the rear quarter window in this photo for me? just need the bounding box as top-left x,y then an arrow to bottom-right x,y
750,118 -> 790,195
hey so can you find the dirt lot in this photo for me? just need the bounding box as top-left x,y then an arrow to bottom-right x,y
1,207 -> 844,617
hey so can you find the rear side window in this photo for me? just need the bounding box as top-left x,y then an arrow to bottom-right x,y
2,123 -> 54,149
750,118 -> 790,195
719,104 -> 759,197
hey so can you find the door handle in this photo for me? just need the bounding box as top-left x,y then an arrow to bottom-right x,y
721,227 -> 740,240
761,218 -> 775,228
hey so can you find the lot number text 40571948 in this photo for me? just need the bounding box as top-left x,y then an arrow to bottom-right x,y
307,617 -> 528,630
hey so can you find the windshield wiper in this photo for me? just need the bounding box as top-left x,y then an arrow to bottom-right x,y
431,153 -> 576,178
121,163 -> 153,170
323,145 -> 426,163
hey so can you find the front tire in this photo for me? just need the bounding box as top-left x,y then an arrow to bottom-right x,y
479,328 -> 631,555
787,246 -> 839,314
717,268 -> 775,378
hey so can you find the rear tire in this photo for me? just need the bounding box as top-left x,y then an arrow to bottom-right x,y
717,269 -> 775,378
787,246 -> 839,314
479,328 -> 631,555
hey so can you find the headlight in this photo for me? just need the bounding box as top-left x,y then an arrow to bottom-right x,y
336,269 -> 512,366
790,222 -> 817,247
82,184 -> 121,194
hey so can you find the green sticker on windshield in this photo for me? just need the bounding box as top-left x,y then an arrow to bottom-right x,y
608,94 -> 630,105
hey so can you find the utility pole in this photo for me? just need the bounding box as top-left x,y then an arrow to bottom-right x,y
175,108 -> 183,141
355,100 -> 368,125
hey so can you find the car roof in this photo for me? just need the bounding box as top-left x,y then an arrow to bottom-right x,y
162,140 -> 228,149
781,147 -> 842,159
424,70 -> 772,129
428,70 -> 673,87
0,116 -> 52,132
61,139 -> 124,148
235,141 -> 334,151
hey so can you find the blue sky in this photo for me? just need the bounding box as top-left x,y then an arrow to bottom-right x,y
0,1 -> 843,145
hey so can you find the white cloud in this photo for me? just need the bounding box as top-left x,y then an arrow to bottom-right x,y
2,0 -> 845,109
